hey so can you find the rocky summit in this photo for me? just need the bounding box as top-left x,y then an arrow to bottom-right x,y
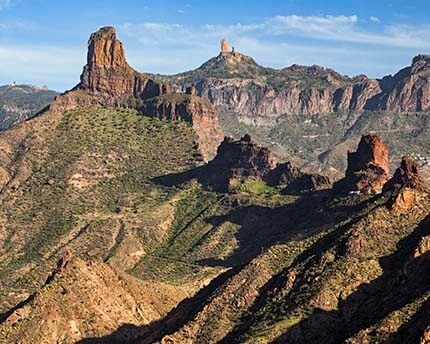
0,23 -> 430,344
52,26 -> 223,161
334,134 -> 390,194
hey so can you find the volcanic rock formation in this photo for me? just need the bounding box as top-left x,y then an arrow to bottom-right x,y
204,134 -> 276,191
334,134 -> 389,194
50,26 -> 224,161
142,94 -> 224,161
202,134 -> 330,192
384,156 -> 427,193
383,156 -> 428,213
80,26 -> 171,101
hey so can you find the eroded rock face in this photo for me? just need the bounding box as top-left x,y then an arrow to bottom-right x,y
175,54 -> 430,117
376,55 -> 430,112
334,135 -> 389,194
80,26 -> 171,101
50,26 -> 224,161
383,156 -> 428,213
206,134 -> 276,191
203,135 -> 330,192
142,94 -> 224,161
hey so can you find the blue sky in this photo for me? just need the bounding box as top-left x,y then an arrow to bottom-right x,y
1,0 -> 430,91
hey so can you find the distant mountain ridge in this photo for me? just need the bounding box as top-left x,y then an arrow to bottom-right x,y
0,84 -> 58,131
155,48 -> 430,116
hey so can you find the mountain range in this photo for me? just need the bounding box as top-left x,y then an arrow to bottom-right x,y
0,26 -> 429,344
0,84 -> 58,131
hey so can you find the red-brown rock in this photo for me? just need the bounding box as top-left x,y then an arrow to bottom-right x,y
334,135 -> 389,194
80,26 -> 170,101
204,135 -> 277,191
50,26 -> 224,161
142,94 -> 224,161
203,135 -> 330,192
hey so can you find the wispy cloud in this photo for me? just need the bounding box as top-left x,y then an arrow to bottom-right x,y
3,13 -> 430,90
118,14 -> 430,79
370,16 -> 381,23
121,14 -> 430,51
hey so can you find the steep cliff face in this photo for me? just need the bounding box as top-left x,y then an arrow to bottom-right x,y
375,54 -> 430,112
194,76 -> 382,116
334,134 -> 390,194
142,94 -> 224,161
79,26 -> 171,101
162,50 -> 430,116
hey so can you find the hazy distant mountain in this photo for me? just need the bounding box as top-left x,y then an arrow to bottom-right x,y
0,84 -> 59,131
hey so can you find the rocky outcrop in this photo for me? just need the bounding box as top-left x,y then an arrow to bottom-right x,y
202,134 -> 330,192
79,26 -> 171,101
383,156 -> 427,193
142,94 -> 224,161
50,26 -> 224,161
383,156 -> 428,213
375,55 -> 430,112
205,134 -> 276,191
264,161 -> 331,192
334,134 -> 389,194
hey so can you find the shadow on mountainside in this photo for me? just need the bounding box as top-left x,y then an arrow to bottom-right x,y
153,164 -> 226,192
76,181 -> 388,343
76,266 -> 241,344
233,214 -> 430,344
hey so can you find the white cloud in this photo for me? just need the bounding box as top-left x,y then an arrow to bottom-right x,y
370,16 -> 381,23
177,9 -> 185,14
120,14 -> 430,53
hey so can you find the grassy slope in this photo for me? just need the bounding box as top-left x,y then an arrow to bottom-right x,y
140,192 -> 430,344
0,106 -> 200,312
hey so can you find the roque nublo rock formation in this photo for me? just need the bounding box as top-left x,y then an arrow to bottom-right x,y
51,26 -> 223,161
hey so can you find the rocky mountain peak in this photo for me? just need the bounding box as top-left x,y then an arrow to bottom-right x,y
86,26 -> 127,69
349,135 -> 389,175
334,134 -> 389,194
202,134 -> 330,193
